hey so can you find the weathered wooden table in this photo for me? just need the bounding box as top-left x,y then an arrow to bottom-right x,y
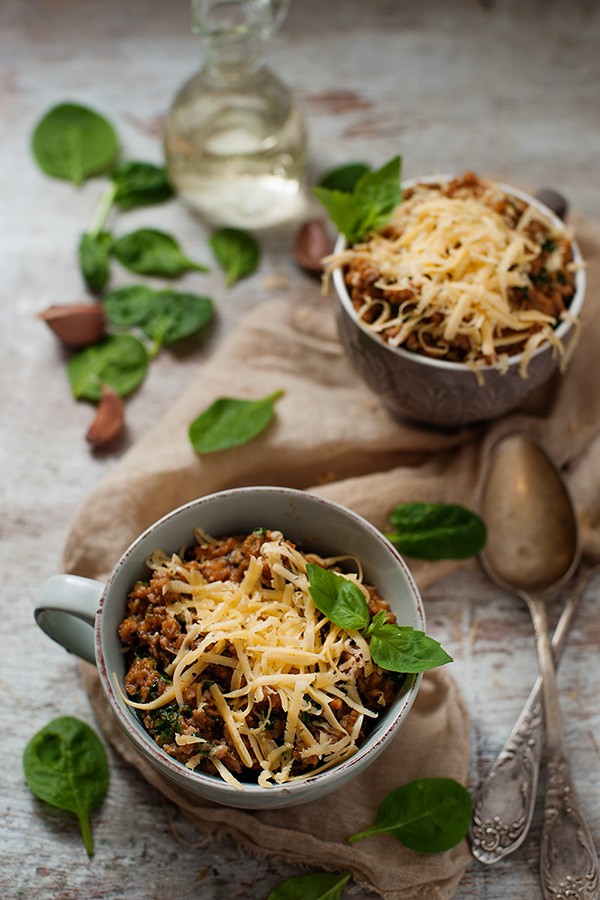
2,1 -> 599,897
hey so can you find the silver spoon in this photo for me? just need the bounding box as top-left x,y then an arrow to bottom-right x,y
469,563 -> 593,863
473,434 -> 599,898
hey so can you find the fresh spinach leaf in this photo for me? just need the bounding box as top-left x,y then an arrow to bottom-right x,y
386,502 -> 487,560
307,564 -> 370,631
140,291 -> 214,347
67,333 -> 149,401
209,227 -> 260,287
102,284 -> 157,328
313,155 -> 402,243
79,230 -> 113,293
189,390 -> 283,454
318,162 -> 371,193
111,160 -> 174,210
102,285 -> 214,350
268,870 -> 351,900
364,612 -> 452,673
23,716 -> 109,857
112,228 -> 209,277
32,102 -> 119,186
348,777 -> 472,853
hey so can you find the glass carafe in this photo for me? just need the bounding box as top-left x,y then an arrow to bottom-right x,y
164,0 -> 308,229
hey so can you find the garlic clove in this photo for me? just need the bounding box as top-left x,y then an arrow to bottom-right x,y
293,219 -> 332,275
86,385 -> 125,448
39,302 -> 105,348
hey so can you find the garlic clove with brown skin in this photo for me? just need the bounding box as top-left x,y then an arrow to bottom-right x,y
39,302 -> 105,349
86,385 -> 125,448
293,219 -> 333,275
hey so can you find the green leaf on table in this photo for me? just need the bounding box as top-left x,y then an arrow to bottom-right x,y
189,390 -> 283,454
348,777 -> 472,853
102,285 -> 214,349
317,162 -> 372,193
312,155 -> 402,243
31,102 -> 119,186
363,612 -> 452,673
67,333 -> 149,401
102,284 -> 157,327
112,228 -> 209,277
140,291 -> 214,347
111,160 -> 174,210
386,502 -> 487,560
307,563 -> 370,631
23,716 -> 109,857
78,230 -> 113,294
209,227 -> 260,287
267,870 -> 351,900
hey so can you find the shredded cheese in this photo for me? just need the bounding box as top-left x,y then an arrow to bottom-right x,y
326,176 -> 579,377
120,533 -> 387,789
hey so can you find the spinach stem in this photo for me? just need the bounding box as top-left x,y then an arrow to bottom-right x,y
147,336 -> 163,359
89,181 -> 117,236
78,811 -> 94,857
347,826 -> 378,843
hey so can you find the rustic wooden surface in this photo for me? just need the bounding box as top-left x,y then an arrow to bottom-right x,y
2,1 -> 599,897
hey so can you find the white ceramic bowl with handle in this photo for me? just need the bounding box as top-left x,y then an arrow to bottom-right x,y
35,486 -> 426,809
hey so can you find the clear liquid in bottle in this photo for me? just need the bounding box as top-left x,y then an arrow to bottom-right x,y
164,0 -> 308,229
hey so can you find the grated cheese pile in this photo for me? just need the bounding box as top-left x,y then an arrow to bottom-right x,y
327,177 -> 578,377
120,530 -> 384,789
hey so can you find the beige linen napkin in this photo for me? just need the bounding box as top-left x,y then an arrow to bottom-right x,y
64,214 -> 600,899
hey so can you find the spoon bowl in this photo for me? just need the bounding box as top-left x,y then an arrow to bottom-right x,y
480,434 -> 579,595
477,434 -> 598,897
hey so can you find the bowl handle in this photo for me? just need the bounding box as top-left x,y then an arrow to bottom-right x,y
35,574 -> 104,665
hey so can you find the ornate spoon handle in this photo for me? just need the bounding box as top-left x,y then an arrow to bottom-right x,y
469,565 -> 593,864
541,747 -> 600,898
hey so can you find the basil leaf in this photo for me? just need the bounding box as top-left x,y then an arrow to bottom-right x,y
209,227 -> 260,287
268,871 -> 351,900
306,563 -> 370,631
102,284 -> 157,327
313,155 -> 401,243
189,390 -> 284,454
311,188 -> 361,244
78,230 -> 113,293
111,160 -> 174,210
318,162 -> 371,193
140,291 -> 214,346
364,617 -> 452,673
353,156 -> 402,231
112,228 -> 209,277
386,502 -> 487,560
23,716 -> 109,857
67,333 -> 149,401
31,102 -> 119,186
348,778 -> 472,853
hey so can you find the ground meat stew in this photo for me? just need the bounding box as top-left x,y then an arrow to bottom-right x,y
117,528 -> 405,788
329,172 -> 579,376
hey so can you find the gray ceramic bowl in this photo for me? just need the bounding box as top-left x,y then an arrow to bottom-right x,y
35,487 -> 425,810
333,179 -> 586,429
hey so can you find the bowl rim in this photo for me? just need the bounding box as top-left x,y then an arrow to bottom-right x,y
332,175 -> 586,374
95,485 -> 425,803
